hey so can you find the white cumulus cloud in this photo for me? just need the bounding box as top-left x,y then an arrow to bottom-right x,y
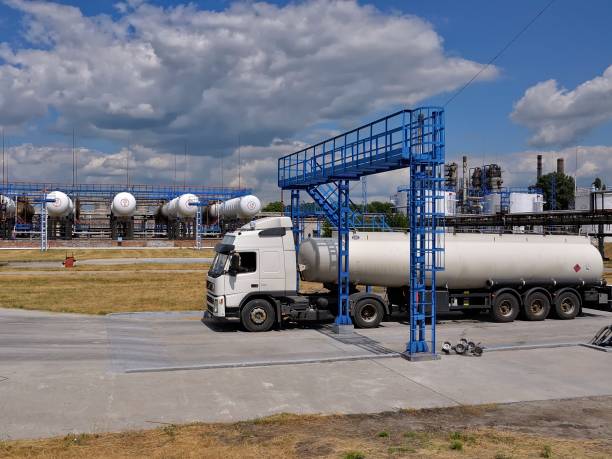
511,65 -> 612,147
0,0 -> 497,155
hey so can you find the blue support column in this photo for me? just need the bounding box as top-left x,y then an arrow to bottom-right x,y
290,190 -> 301,289
334,179 -> 352,329
404,109 -> 445,360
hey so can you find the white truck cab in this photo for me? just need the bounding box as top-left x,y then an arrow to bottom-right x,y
206,217 -> 298,330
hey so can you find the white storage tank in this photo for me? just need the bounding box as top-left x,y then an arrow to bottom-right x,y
176,193 -> 199,219
394,190 -> 456,216
508,192 -> 544,214
298,233 -> 603,289
111,192 -> 137,218
45,191 -> 74,218
210,195 -> 261,220
0,195 -> 16,216
483,193 -> 501,214
443,191 -> 457,216
162,197 -> 180,219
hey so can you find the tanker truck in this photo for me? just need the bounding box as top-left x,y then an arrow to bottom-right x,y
205,216 -> 611,332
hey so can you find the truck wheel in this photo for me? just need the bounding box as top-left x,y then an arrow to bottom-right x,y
490,292 -> 519,323
241,299 -> 275,332
352,299 -> 384,328
554,291 -> 580,320
523,291 -> 551,321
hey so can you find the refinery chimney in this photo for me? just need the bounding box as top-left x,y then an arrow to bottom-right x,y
537,155 -> 542,180
557,158 -> 565,175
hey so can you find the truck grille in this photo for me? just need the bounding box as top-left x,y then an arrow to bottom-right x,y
206,293 -> 215,313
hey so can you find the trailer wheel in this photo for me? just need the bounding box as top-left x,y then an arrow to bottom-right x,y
523,291 -> 551,321
241,299 -> 275,332
554,291 -> 580,320
490,292 -> 520,323
352,298 -> 384,328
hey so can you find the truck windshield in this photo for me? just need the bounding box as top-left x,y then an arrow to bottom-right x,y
209,252 -> 229,278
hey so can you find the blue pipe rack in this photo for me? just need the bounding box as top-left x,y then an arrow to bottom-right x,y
0,182 -> 250,201
279,107 -> 445,357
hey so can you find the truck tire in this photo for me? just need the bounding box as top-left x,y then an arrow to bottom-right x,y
554,291 -> 580,320
490,292 -> 520,323
523,291 -> 551,321
352,298 -> 384,328
241,299 -> 275,332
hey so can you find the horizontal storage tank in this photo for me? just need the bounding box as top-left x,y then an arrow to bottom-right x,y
176,193 -> 199,218
45,191 -> 74,218
0,195 -> 16,216
210,195 -> 261,220
299,233 -> 603,289
161,197 -> 179,219
111,192 -> 137,218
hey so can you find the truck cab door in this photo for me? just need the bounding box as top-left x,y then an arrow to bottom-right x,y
224,251 -> 259,308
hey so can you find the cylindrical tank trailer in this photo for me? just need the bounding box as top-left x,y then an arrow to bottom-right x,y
299,233 -> 604,289
209,195 -> 261,220
45,191 -> 74,218
111,192 -> 137,218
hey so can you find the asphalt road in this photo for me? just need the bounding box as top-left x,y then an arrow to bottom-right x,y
1,307 -> 611,440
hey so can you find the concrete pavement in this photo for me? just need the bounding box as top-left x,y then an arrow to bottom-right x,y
0,307 -> 611,440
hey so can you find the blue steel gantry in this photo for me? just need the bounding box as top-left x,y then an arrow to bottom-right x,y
278,107 -> 445,357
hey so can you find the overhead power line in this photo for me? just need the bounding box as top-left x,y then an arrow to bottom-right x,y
444,0 -> 556,107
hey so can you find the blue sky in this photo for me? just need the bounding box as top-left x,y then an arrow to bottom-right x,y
0,0 -> 611,198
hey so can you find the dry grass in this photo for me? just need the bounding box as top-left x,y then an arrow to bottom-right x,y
0,248 -> 214,263
0,271 -> 205,314
0,413 -> 609,459
0,263 -> 210,272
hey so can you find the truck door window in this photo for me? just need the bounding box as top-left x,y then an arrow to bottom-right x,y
236,252 -> 257,273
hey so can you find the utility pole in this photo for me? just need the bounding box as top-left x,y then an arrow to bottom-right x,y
174,152 -> 177,193
184,142 -> 187,188
237,135 -> 241,189
72,128 -> 76,186
1,128 -> 4,187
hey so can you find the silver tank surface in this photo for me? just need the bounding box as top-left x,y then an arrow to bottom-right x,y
298,233 -> 604,289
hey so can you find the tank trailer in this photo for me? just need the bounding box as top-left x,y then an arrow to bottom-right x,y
206,217 -> 611,331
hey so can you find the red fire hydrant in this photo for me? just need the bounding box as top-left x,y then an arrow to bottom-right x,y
63,254 -> 76,268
